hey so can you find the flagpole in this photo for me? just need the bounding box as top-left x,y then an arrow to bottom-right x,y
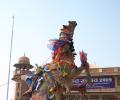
6,16 -> 14,100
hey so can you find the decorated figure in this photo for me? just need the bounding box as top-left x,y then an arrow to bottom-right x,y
15,21 -> 91,100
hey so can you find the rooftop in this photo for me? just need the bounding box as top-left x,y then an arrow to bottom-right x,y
81,67 -> 120,76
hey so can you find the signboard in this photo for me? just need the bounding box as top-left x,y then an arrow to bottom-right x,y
72,76 -> 115,89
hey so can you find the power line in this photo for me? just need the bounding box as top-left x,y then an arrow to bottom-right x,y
6,16 -> 14,100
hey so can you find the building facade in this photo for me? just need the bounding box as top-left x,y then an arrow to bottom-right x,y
66,67 -> 120,100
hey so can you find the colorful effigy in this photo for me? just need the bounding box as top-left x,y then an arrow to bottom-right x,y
16,21 -> 91,100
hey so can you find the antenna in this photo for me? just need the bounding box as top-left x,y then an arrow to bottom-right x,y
6,16 -> 14,100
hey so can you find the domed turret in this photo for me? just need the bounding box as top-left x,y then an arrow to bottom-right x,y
12,54 -> 33,100
14,55 -> 33,69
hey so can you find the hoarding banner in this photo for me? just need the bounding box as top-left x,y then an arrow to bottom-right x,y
72,76 -> 115,89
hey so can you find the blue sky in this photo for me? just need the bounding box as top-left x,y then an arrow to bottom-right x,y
0,0 -> 120,99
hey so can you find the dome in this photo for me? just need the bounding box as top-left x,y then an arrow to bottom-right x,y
14,55 -> 33,69
18,56 -> 30,64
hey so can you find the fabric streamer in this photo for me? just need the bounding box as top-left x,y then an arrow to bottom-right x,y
47,39 -> 65,51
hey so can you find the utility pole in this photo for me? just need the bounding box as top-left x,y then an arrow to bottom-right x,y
6,16 -> 14,100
